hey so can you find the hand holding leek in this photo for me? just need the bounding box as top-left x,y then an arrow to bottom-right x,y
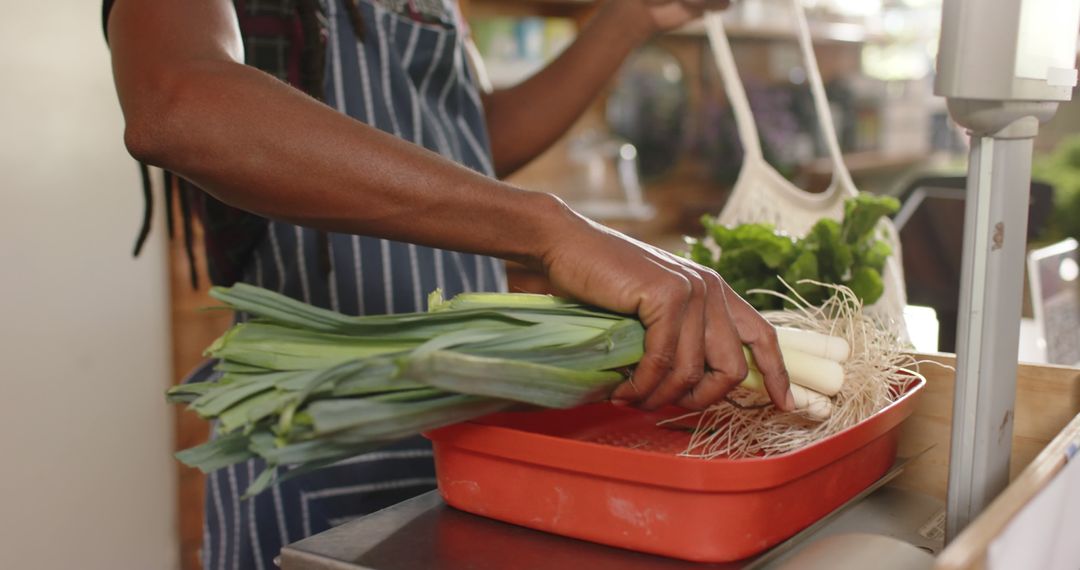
540,209 -> 795,414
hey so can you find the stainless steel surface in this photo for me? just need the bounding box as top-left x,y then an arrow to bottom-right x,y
772,534 -> 936,570
750,452 -> 940,569
279,473 -> 944,570
280,491 -> 748,570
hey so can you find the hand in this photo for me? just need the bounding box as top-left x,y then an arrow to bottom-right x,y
539,202 -> 794,412
610,0 -> 733,41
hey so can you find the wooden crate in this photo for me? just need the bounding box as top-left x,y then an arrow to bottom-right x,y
893,353 -> 1080,501
890,353 -> 1080,569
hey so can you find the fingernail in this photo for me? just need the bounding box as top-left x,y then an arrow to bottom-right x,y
784,390 -> 796,411
610,399 -> 630,407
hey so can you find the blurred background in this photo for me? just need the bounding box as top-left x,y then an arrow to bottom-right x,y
0,1 -> 178,569
4,0 -> 1080,568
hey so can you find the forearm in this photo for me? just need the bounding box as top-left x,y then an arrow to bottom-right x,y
482,1 -> 651,178
121,59 -> 564,266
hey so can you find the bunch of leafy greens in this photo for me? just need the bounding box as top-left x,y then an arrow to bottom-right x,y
685,193 -> 900,310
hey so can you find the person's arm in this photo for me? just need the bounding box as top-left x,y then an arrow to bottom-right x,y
106,0 -> 792,413
481,0 -> 729,178
108,0 -> 549,263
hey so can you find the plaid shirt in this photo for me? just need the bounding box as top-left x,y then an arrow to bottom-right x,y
237,0 -> 454,85
197,0 -> 330,285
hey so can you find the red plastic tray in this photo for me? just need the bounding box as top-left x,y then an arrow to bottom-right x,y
426,376 -> 925,563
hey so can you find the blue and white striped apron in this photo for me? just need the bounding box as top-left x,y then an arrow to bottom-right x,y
200,2 -> 505,568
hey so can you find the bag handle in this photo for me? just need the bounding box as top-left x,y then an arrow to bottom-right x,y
790,0 -> 857,196
703,12 -> 764,162
705,5 -> 858,198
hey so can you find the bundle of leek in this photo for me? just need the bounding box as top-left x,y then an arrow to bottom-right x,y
171,283 -> 848,497
170,283 -> 647,497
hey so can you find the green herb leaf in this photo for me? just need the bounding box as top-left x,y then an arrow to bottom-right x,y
846,267 -> 885,305
842,193 -> 900,244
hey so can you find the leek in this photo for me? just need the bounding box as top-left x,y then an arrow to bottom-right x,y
171,285 -> 646,496
171,284 -> 846,497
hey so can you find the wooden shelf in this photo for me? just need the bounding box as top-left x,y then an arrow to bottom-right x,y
670,19 -> 897,45
464,1 -> 901,46
462,0 -> 595,20
800,150 -> 932,176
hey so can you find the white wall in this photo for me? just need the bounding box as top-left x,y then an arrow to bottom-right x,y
0,1 -> 179,569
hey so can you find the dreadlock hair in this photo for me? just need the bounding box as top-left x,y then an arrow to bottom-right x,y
132,0 -> 340,288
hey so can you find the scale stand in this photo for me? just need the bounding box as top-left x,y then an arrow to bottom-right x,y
934,0 -> 1080,541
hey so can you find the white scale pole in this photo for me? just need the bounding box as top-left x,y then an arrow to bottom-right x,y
935,0 -> 1080,540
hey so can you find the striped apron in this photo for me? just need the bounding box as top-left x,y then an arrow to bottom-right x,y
197,2 -> 506,568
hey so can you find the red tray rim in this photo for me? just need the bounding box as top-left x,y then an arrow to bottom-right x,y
427,375 -> 925,492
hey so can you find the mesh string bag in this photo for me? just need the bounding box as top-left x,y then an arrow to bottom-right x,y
703,3 -> 909,337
